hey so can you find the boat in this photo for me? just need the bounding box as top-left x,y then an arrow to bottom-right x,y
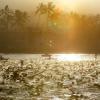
41,54 -> 52,60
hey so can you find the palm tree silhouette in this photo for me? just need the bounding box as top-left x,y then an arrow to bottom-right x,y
14,10 -> 28,30
35,2 -> 56,51
0,5 -> 13,31
35,2 -> 56,32
35,2 -> 45,29
35,2 -> 45,15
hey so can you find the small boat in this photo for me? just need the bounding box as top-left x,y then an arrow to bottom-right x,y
41,54 -> 52,60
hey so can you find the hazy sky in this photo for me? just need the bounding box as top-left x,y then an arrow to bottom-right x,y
1,0 -> 100,14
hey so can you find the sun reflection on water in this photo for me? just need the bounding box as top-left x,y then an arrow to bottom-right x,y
54,54 -> 83,62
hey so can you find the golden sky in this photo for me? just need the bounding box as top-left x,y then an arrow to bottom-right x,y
1,0 -> 100,14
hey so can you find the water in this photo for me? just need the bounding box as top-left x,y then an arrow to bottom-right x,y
0,53 -> 97,61
0,54 -> 99,100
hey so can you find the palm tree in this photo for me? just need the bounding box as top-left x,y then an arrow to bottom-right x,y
35,2 -> 45,15
36,2 -> 62,52
35,2 -> 45,28
0,5 -> 13,32
14,10 -> 28,31
35,2 -> 56,31
45,2 -> 56,17
35,2 -> 56,51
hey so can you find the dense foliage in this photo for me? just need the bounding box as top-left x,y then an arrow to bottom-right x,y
0,3 -> 100,53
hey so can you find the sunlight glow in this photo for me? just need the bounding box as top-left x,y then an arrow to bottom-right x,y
56,54 -> 82,61
56,0 -> 78,11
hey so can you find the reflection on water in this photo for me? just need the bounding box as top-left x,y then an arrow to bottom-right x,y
1,53 -> 97,61
53,54 -> 87,61
0,54 -> 99,100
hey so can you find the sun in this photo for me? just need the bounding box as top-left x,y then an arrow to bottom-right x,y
66,0 -> 76,5
56,0 -> 78,11
56,54 -> 82,62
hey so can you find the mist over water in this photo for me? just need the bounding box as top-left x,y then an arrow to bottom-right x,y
1,54 -> 97,61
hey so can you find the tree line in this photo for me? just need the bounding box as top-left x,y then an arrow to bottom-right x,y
0,2 -> 100,53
